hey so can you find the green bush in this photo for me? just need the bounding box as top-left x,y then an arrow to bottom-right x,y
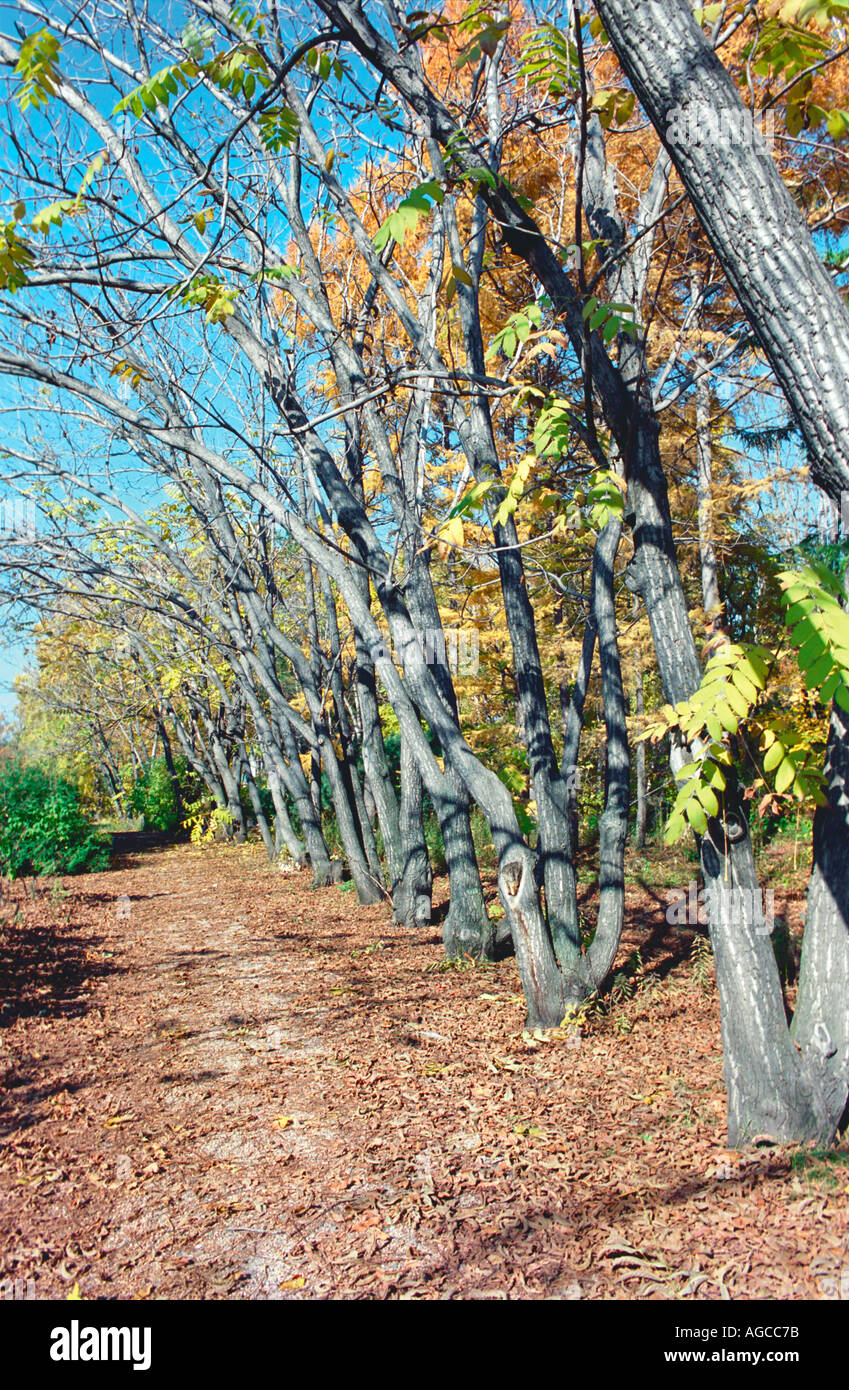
124,756 -> 184,832
422,807 -> 446,874
0,761 -> 110,877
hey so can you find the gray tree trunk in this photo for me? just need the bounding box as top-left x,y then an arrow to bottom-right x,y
632,598 -> 647,849
238,738 -> 275,858
394,722 -> 433,929
594,0 -> 849,503
695,358 -> 722,627
593,0 -> 849,1144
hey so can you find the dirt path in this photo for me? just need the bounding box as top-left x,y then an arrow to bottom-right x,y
1,843 -> 847,1300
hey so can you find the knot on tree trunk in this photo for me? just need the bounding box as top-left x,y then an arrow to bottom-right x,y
706,809 -> 747,847
623,552 -> 645,595
500,859 -> 523,898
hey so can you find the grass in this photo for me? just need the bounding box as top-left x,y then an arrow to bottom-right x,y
790,1147 -> 849,1189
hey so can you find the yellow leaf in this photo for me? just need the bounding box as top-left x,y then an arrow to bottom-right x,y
67,1283 -> 82,1300
279,1276 -> 305,1290
273,1114 -> 293,1129
437,514 -> 465,557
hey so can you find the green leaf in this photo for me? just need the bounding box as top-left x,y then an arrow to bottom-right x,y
449,479 -> 495,518
706,712 -> 723,742
716,702 -> 738,734
733,670 -> 759,704
724,682 -> 751,719
13,28 -> 62,112
804,651 -> 834,689
685,801 -> 708,835
374,179 -> 443,251
819,669 -> 843,704
31,199 -> 77,235
741,652 -> 768,688
763,740 -> 785,773
704,761 -> 726,791
797,631 -> 828,670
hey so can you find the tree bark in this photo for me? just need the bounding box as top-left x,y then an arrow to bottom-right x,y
792,592 -> 849,1139
236,738 -> 274,858
632,598 -> 647,849
695,356 -> 722,628
581,519 -> 630,995
394,721 -> 433,929
594,0 -> 849,504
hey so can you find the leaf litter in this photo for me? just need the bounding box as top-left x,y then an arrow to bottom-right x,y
0,841 -> 847,1300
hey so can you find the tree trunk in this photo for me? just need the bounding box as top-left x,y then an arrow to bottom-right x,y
694,348 -> 722,628
317,725 -> 384,905
581,519 -> 630,996
701,807 -> 828,1145
402,562 -> 494,957
238,738 -> 275,859
594,0 -> 849,1142
562,609 -> 597,856
209,733 -> 245,842
265,761 -> 307,865
394,721 -> 433,929
632,598 -> 647,849
352,644 -> 403,891
156,714 -> 183,824
792,600 -> 849,1139
594,0 -> 849,504
275,715 -> 334,885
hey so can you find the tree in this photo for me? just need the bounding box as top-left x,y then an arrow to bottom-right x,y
592,0 -> 849,1145
2,0 -> 848,1145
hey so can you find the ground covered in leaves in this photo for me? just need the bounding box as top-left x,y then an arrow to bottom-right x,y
1,840 -> 847,1300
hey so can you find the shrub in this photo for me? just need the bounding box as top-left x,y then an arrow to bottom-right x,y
0,761 -> 109,877
182,795 -> 234,844
123,756 -> 187,832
